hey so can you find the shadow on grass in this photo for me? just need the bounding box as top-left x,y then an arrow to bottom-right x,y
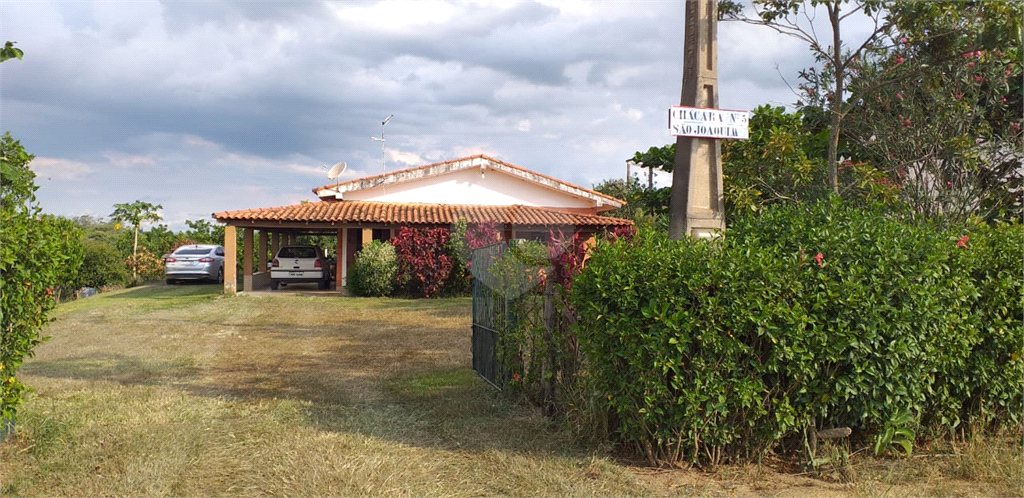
103,282 -> 223,300
25,353 -> 564,457
22,353 -> 202,386
24,294 -> 580,459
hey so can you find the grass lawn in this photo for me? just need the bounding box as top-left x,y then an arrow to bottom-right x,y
1,284 -> 1020,497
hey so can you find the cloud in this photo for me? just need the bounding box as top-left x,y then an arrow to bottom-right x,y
2,0 -> 824,231
103,152 -> 157,169
29,157 -> 94,181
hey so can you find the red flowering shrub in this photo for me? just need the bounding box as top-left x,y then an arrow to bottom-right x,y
546,229 -> 588,291
390,226 -> 455,298
450,219 -> 501,271
466,221 -> 501,254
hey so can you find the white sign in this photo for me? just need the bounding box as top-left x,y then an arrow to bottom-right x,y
669,106 -> 749,140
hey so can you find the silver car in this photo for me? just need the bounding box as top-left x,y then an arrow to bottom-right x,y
165,244 -> 225,284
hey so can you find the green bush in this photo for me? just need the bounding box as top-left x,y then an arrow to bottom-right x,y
349,240 -> 398,297
570,199 -> 1022,466
2,133 -> 84,428
77,239 -> 130,289
948,220 -> 1023,430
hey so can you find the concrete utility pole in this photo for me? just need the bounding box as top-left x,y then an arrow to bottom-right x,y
669,0 -> 725,240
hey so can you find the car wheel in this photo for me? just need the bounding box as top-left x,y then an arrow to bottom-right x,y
217,267 -> 224,284
271,280 -> 279,290
166,278 -> 176,285
318,279 -> 328,290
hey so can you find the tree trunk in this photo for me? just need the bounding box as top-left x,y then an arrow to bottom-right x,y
132,225 -> 139,279
827,3 -> 843,195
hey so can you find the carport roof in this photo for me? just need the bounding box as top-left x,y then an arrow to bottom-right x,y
212,201 -> 633,228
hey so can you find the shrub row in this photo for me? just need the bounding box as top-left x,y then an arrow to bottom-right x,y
348,240 -> 397,297
569,199 -> 1022,466
348,221 -> 502,298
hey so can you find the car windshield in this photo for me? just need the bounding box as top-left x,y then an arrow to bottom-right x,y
278,247 -> 317,259
174,248 -> 212,256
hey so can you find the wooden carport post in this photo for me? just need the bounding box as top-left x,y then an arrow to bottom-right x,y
258,230 -> 269,274
271,232 -> 281,261
335,228 -> 344,290
223,225 -> 237,295
242,228 -> 254,292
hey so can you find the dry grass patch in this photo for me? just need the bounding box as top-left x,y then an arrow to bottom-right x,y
1,284 -> 654,497
2,283 -> 1020,497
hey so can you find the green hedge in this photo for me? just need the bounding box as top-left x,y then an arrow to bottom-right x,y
76,239 -> 130,289
570,199 -> 1022,466
348,240 -> 398,297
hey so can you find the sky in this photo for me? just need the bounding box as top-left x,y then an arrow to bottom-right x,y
1,0 -> 873,230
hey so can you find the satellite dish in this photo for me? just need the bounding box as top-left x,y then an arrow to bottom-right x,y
327,162 -> 347,180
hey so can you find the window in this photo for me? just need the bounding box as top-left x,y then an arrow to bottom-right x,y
278,246 -> 318,259
514,231 -> 548,242
175,248 -> 213,256
372,229 -> 391,242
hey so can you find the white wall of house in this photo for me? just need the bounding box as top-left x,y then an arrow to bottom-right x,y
343,167 -> 596,209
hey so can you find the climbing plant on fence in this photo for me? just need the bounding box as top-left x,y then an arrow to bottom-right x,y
488,228 -> 635,418
569,199 -> 1022,467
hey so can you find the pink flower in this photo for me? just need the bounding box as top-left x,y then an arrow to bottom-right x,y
956,236 -> 969,249
896,93 -> 903,100
900,37 -> 908,43
895,56 -> 905,64
975,76 -> 983,82
968,61 -> 975,67
814,252 -> 824,268
955,92 -> 964,100
1008,70 -> 1013,76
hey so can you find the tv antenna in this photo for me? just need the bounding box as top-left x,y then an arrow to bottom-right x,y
326,161 -> 347,191
371,114 -> 393,175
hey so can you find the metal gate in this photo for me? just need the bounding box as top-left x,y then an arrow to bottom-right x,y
471,242 -> 511,389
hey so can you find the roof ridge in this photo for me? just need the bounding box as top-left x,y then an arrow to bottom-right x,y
311,154 -> 491,194
310,154 -> 625,207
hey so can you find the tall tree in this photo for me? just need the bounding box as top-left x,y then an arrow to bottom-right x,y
842,1 -> 1022,222
723,0 -> 891,194
630,145 -> 676,190
110,200 -> 162,276
184,218 -> 225,245
594,176 -> 670,231
721,105 -> 828,216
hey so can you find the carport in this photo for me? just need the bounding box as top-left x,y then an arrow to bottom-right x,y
214,223 -> 371,295
212,201 -> 633,295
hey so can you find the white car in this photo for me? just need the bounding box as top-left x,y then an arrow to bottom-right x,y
165,244 -> 225,284
271,245 -> 333,290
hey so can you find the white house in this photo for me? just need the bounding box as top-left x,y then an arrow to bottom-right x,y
213,154 -> 631,294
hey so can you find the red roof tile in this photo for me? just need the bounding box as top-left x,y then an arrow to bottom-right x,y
213,201 -> 632,228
